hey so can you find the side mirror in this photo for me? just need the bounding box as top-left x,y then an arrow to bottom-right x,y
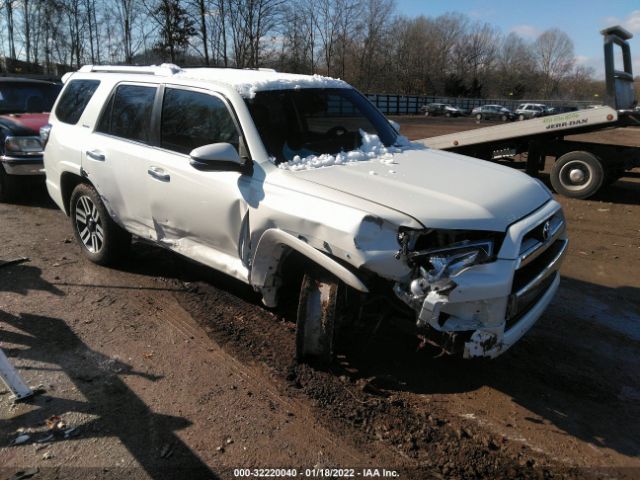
389,120 -> 400,133
189,143 -> 246,172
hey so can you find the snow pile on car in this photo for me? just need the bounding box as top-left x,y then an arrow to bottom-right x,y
278,130 -> 418,171
178,68 -> 349,98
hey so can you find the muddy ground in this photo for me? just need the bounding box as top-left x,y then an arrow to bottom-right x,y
1,117 -> 639,479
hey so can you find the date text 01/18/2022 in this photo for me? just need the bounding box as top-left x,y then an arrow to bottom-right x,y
233,468 -> 400,478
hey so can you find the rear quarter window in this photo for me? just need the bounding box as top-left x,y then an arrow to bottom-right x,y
55,79 -> 100,124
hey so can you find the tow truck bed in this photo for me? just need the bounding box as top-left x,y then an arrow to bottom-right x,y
413,26 -> 640,199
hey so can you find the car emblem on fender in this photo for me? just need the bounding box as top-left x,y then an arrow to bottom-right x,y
542,221 -> 551,241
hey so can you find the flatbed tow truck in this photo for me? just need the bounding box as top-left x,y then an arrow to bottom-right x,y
418,26 -> 640,199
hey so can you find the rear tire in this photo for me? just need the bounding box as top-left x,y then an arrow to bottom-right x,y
69,183 -> 131,265
296,270 -> 344,366
501,114 -> 508,122
0,166 -> 17,202
424,111 -> 430,117
550,151 -> 604,199
445,112 -> 451,118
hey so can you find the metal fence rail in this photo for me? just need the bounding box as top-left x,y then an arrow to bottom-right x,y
365,93 -> 598,115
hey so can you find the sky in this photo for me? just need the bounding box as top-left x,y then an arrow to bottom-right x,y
395,0 -> 640,78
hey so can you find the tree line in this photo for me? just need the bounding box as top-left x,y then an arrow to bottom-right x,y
0,0 -> 609,100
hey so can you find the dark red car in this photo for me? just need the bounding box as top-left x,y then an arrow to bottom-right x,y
0,77 -> 61,201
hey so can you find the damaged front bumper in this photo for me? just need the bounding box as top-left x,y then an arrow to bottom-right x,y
394,202 -> 568,359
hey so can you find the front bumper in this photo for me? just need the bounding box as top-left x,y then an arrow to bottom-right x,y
1,155 -> 44,175
397,200 -> 568,359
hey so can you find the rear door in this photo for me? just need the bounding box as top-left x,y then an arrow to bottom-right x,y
82,83 -> 159,239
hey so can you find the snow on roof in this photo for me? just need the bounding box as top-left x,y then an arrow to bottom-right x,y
177,68 -> 350,98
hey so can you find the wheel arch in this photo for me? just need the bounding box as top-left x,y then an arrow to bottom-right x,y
250,228 -> 368,308
60,171 -> 92,216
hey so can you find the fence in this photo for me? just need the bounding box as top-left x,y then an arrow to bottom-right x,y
365,93 -> 598,115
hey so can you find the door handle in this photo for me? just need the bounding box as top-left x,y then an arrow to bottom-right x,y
86,150 -> 105,161
147,166 -> 170,182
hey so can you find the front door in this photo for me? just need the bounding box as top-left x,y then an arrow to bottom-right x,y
146,85 -> 250,281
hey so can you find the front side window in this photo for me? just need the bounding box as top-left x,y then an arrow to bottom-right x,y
97,84 -> 156,143
161,88 -> 239,155
54,80 -> 96,124
246,88 -> 398,163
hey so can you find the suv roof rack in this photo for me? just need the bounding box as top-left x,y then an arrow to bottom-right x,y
78,64 -> 182,76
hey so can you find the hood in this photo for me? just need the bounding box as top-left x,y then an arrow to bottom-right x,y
291,148 -> 550,232
0,113 -> 50,136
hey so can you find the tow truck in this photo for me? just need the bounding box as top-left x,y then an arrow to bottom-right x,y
418,26 -> 639,199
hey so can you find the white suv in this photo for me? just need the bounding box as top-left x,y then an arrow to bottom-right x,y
515,103 -> 549,121
43,65 -> 567,363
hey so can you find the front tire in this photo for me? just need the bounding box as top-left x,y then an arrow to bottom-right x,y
296,270 -> 344,366
424,111 -> 430,117
475,113 -> 482,121
501,114 -> 508,122
518,114 -> 525,121
70,183 -> 131,265
550,151 -> 604,199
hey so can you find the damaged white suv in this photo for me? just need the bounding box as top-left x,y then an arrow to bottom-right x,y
43,65 -> 567,363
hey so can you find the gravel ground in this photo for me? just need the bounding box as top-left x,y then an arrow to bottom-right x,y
1,116 -> 639,479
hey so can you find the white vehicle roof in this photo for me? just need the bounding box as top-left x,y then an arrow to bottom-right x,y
74,64 -> 350,98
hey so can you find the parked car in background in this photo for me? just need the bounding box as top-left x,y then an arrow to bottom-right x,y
546,105 -> 579,115
471,105 -> 515,121
420,103 -> 463,117
0,77 -> 62,201
515,103 -> 549,120
43,65 -> 566,365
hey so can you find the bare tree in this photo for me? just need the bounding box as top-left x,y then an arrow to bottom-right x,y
6,0 -> 16,59
533,28 -> 575,97
146,0 -> 196,63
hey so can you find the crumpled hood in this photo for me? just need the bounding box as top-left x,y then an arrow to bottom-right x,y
291,148 -> 551,232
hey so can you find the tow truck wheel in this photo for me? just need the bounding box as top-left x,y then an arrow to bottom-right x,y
550,151 -> 604,199
296,270 -> 343,366
0,165 -> 17,202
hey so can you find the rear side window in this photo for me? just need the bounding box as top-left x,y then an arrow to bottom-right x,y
161,88 -> 239,155
97,84 -> 156,143
55,80 -> 100,124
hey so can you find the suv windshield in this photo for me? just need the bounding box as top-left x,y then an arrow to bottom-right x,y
0,82 -> 61,114
245,88 -> 397,163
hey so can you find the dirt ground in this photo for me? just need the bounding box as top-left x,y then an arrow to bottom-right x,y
1,117 -> 639,480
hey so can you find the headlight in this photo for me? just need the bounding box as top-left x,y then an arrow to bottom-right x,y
4,136 -> 43,155
413,240 -> 494,282
398,228 -> 500,281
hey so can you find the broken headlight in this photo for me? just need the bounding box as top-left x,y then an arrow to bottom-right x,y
410,240 -> 493,282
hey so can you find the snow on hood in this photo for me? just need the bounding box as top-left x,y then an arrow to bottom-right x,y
277,130 -> 419,171
177,67 -> 349,98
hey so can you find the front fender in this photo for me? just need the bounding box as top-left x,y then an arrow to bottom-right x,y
250,228 -> 369,307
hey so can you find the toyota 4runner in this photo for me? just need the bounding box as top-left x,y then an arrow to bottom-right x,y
43,65 -> 568,364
